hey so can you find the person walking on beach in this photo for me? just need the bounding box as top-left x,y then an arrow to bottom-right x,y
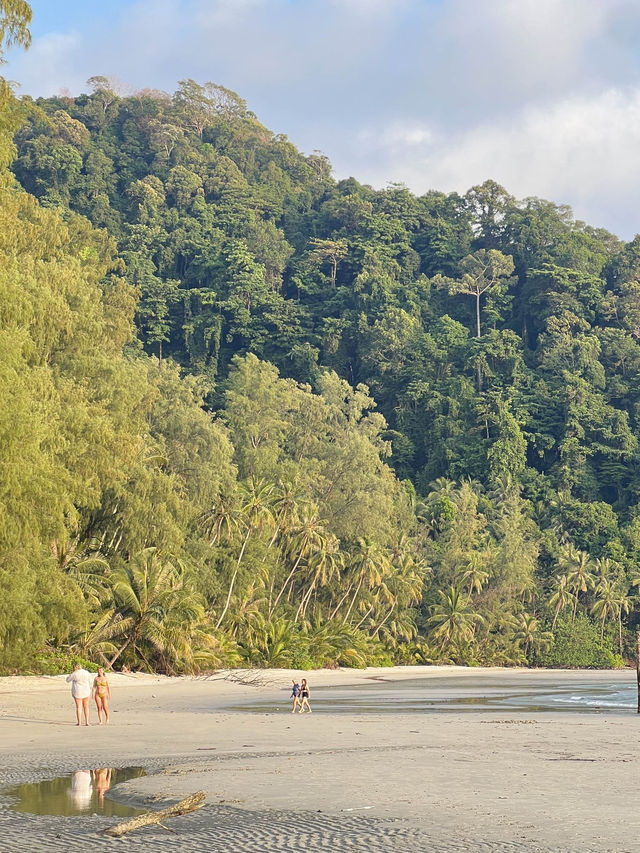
299,678 -> 312,713
291,679 -> 301,712
66,663 -> 93,726
93,667 -> 111,724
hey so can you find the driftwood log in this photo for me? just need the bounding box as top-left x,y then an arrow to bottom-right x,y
103,791 -> 206,837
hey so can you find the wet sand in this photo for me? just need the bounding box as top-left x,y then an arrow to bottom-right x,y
1,666 -> 639,852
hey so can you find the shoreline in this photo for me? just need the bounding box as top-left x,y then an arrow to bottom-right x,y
1,666 -> 639,852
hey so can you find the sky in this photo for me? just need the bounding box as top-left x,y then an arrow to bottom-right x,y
6,0 -> 640,239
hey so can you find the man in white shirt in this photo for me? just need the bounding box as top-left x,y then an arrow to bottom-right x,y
66,663 -> 93,726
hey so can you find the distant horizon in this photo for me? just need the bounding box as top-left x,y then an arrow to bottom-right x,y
7,0 -> 640,241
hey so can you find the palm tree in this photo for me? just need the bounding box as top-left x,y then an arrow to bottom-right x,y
548,573 -> 573,629
89,548 -> 205,670
295,534 -> 342,622
561,546 -> 595,622
269,504 -> 327,617
215,477 -> 275,629
270,479 -> 307,545
427,586 -> 483,651
51,536 -> 111,610
593,582 -> 633,653
593,557 -> 613,582
200,492 -> 240,545
340,538 -> 391,626
458,552 -> 490,597
616,588 -> 633,655
590,578 -> 618,641
512,613 -> 553,660
238,613 -> 297,667
372,552 -> 425,636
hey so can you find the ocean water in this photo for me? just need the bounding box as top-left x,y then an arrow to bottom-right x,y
227,672 -> 638,715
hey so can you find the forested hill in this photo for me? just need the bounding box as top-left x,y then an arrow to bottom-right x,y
4,74 -> 640,672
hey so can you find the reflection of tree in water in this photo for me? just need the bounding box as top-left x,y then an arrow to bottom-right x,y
9,767 -> 146,817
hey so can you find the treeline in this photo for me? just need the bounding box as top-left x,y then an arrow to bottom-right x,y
3,44 -> 640,669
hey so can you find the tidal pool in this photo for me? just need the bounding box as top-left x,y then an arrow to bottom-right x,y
7,766 -> 147,817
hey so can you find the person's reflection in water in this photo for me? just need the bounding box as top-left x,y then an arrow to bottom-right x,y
67,770 -> 92,810
93,768 -> 112,806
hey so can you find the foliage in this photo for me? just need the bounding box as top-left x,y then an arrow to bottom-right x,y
2,41 -> 640,669
535,616 -> 624,669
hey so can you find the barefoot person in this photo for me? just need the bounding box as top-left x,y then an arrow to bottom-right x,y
290,679 -> 301,713
299,677 -> 312,713
66,663 -> 92,726
93,667 -> 111,724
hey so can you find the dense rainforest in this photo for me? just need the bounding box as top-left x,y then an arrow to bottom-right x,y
3,6 -> 640,673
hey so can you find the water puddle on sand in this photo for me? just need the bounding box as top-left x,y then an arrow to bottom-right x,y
7,767 -> 147,817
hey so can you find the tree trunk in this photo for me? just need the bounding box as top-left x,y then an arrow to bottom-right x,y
269,551 -> 304,618
108,633 -> 135,669
215,525 -> 252,629
330,582 -> 353,621
618,612 -> 622,655
342,575 -> 364,625
295,579 -> 316,622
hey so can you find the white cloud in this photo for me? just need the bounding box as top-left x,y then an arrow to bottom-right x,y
9,31 -> 81,95
8,0 -> 640,236
345,87 -> 640,237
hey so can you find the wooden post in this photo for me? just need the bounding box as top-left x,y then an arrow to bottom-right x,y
636,632 -> 640,714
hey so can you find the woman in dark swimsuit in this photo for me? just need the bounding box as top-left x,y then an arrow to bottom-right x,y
299,678 -> 311,713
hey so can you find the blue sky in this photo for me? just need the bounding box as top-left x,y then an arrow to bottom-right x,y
6,0 -> 640,239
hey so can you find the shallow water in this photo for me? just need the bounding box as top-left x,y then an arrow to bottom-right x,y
7,766 -> 146,817
228,672 -> 637,715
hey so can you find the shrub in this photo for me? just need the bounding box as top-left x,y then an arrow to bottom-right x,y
536,615 -> 623,668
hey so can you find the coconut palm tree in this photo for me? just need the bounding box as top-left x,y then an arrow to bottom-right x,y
270,479 -> 307,545
590,578 -> 618,641
458,552 -> 490,597
269,504 -> 327,617
593,582 -> 633,653
561,545 -> 595,622
51,536 -> 111,609
616,588 -> 633,655
427,586 -> 483,651
215,477 -> 275,629
238,613 -> 297,667
88,548 -> 206,670
372,552 -> 425,637
549,573 -> 574,629
512,612 -> 553,660
294,534 -> 342,622
199,492 -> 241,545
340,538 -> 392,626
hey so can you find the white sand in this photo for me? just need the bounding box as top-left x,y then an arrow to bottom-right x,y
0,666 -> 638,852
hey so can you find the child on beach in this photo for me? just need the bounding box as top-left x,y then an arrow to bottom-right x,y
291,679 -> 301,712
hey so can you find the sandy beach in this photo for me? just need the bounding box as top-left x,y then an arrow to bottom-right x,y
1,666 -> 639,852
